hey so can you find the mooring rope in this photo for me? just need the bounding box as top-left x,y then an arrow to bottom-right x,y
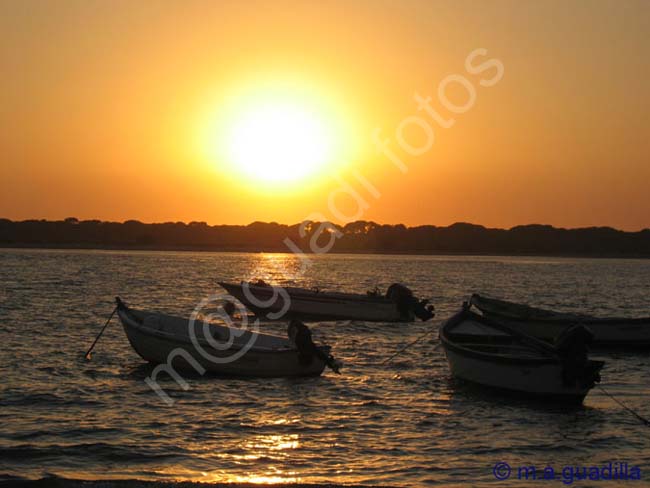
597,385 -> 650,427
380,326 -> 439,366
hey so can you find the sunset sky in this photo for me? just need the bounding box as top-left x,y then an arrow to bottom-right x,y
1,0 -> 649,230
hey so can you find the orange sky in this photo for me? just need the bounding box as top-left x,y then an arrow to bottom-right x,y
1,0 -> 649,230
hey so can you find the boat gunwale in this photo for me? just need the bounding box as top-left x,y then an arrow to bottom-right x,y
219,281 -> 398,304
117,307 -> 322,356
471,294 -> 650,326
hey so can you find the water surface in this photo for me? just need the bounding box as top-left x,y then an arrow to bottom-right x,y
1,250 -> 649,485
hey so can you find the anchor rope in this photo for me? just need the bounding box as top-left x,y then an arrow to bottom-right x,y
380,326 -> 438,366
598,385 -> 650,427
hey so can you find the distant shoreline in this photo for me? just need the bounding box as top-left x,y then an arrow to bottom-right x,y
1,243 -> 649,259
1,219 -> 649,258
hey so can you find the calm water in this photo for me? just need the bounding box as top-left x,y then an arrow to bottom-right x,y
1,249 -> 650,486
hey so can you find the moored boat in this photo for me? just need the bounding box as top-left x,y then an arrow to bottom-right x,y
470,294 -> 650,348
116,298 -> 333,377
218,281 -> 434,322
439,305 -> 604,403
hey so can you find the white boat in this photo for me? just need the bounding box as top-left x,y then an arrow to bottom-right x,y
470,294 -> 650,348
439,305 -> 604,403
218,281 -> 434,322
116,298 -> 331,377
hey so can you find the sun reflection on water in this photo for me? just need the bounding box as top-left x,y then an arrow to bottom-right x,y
202,426 -> 302,484
245,433 -> 300,452
230,473 -> 300,484
247,252 -> 313,287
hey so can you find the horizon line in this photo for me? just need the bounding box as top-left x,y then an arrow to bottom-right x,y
1,217 -> 648,233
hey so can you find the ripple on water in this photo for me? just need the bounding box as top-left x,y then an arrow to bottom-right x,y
1,250 -> 649,485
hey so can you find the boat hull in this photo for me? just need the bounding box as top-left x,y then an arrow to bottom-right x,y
442,344 -> 592,403
219,282 -> 412,322
486,317 -> 650,347
118,308 -> 327,377
440,309 -> 604,403
471,294 -> 650,347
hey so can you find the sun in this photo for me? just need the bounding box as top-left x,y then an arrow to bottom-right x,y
226,101 -> 333,183
198,80 -> 358,188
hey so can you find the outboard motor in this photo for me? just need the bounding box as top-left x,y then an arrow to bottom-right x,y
386,283 -> 435,321
414,299 -> 435,321
287,320 -> 341,374
554,324 -> 599,387
386,283 -> 413,317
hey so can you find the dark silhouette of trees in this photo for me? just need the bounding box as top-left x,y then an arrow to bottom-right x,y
0,218 -> 648,256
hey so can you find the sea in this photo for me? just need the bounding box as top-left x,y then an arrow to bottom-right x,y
1,249 -> 649,486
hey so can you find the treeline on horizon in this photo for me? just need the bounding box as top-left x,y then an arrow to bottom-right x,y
1,218 -> 649,256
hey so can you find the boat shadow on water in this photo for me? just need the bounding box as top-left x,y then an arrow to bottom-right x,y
121,361 -> 339,384
446,376 -> 598,411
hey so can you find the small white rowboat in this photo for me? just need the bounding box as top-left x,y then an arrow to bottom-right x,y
440,305 -> 604,403
470,294 -> 650,348
116,298 -> 331,377
218,281 -> 434,322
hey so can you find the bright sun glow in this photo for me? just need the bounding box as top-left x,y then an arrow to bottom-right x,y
227,102 -> 333,183
198,80 -> 359,189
